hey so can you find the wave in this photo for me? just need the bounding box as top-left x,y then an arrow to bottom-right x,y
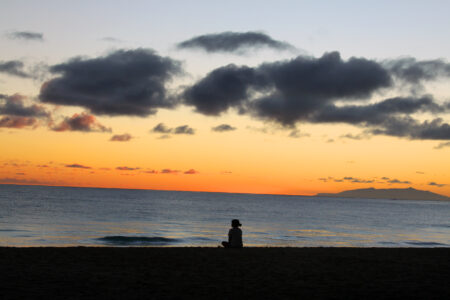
97,236 -> 179,246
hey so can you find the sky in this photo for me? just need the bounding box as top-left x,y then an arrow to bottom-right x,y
0,0 -> 449,196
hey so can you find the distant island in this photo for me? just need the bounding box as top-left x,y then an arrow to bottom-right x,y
316,187 -> 450,201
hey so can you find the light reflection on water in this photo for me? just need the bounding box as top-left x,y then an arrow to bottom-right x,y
0,184 -> 449,247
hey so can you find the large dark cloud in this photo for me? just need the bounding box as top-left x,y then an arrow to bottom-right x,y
39,48 -> 182,116
177,31 -> 295,53
182,51 -> 450,140
184,52 -> 392,124
0,60 -> 30,78
7,31 -> 44,41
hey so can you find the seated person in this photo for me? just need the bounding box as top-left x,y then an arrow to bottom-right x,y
221,219 -> 243,248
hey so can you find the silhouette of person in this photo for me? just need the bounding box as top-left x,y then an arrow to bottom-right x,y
221,219 -> 243,248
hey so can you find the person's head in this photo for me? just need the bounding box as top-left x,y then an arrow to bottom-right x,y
231,219 -> 242,228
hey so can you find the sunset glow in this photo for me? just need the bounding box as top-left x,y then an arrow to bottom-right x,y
1,1 -> 449,196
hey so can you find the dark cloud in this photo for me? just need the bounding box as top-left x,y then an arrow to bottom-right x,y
0,93 -> 49,117
39,48 -> 182,116
384,57 -> 450,84
0,116 -> 38,128
311,96 -> 444,125
116,166 -> 140,171
51,112 -> 111,132
212,124 -> 236,132
428,182 -> 446,187
434,141 -> 450,149
183,52 -> 391,125
369,117 -> 450,140
177,31 -> 295,53
183,64 -> 266,115
151,123 -> 195,135
66,164 -> 91,169
174,125 -> 195,135
110,133 -> 133,142
0,60 -> 30,78
182,51 -> 450,141
184,169 -> 199,174
7,31 -> 44,41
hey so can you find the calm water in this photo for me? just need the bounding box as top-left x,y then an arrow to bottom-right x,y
1,184 -> 449,247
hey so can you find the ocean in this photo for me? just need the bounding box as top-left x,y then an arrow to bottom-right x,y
1,184 -> 449,247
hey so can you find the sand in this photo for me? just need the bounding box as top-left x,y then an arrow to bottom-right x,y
1,247 -> 449,299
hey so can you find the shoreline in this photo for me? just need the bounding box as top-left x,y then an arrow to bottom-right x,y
2,247 -> 449,299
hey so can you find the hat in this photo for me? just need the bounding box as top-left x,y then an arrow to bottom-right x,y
231,219 -> 242,227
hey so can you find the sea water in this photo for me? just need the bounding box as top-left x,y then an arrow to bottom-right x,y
0,184 -> 449,247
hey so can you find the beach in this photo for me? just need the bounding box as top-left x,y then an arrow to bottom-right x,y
1,247 -> 449,299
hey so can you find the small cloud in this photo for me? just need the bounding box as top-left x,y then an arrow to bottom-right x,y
326,139 -> 335,143
0,116 -> 38,128
144,170 -> 157,174
340,133 -> 370,140
416,171 -> 425,174
177,31 -> 296,54
381,177 -> 390,180
289,129 -> 309,138
7,31 -> 44,41
100,37 -> 122,43
116,166 -> 140,171
99,167 -> 111,171
110,133 -> 133,142
52,112 -> 111,132
0,61 -> 31,78
387,179 -> 411,184
151,123 -> 172,134
151,123 -> 195,136
221,171 -> 232,174
161,169 -> 180,174
174,125 -> 195,135
212,124 -> 236,132
184,169 -> 199,175
428,182 -> 446,187
434,142 -> 450,150
16,172 -> 25,175
65,164 -> 91,169
157,134 -> 171,139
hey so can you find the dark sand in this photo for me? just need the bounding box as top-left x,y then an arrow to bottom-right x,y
1,247 -> 449,299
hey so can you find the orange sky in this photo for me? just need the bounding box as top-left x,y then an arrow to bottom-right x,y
1,2 -> 450,197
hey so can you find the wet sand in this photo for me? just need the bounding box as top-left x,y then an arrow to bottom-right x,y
1,247 -> 449,299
